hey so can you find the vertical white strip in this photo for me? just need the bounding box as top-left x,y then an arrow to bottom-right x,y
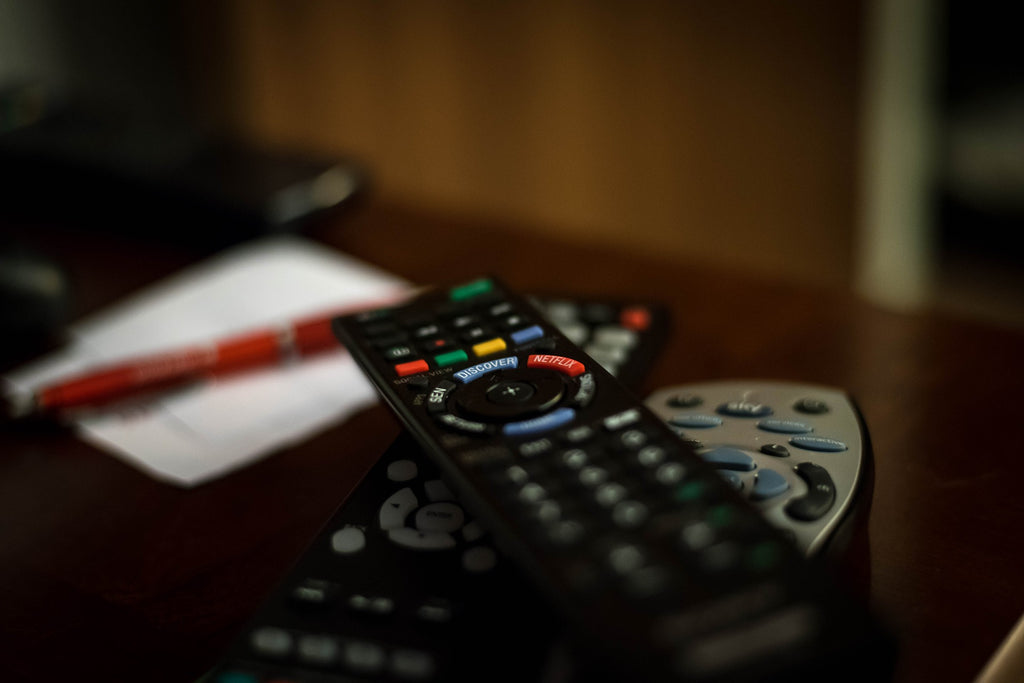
855,0 -> 941,310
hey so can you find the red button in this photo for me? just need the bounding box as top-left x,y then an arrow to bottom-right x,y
395,359 -> 429,376
527,354 -> 585,377
620,306 -> 651,331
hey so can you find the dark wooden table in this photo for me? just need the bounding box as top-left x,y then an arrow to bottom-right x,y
2,201 -> 1021,682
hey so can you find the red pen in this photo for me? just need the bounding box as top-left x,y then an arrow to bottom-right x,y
5,293 -> 409,419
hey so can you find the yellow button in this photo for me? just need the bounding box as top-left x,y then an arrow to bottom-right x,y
472,337 -> 507,357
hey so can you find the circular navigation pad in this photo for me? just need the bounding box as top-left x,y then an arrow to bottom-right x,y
454,368 -> 566,421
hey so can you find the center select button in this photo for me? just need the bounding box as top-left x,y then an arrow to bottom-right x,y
453,356 -> 519,383
487,380 -> 536,405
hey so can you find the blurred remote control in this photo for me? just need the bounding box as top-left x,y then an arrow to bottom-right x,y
645,381 -> 870,557
331,277 -> 890,683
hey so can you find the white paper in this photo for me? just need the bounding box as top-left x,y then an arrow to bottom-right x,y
3,236 -> 409,486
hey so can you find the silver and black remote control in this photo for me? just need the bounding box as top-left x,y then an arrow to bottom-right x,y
645,382 -> 869,557
331,277 -> 891,683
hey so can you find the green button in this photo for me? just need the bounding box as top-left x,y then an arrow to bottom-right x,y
449,278 -> 494,301
706,503 -> 735,528
746,541 -> 783,572
673,480 -> 707,503
435,349 -> 469,367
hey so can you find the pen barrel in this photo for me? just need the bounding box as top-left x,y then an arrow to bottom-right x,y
37,347 -> 217,410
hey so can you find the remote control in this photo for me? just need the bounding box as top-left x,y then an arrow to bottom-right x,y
200,432 -> 558,683
332,277 -> 890,683
200,294 -> 670,683
644,381 -> 870,557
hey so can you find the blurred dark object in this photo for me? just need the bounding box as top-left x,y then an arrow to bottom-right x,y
0,85 -> 368,250
0,236 -> 71,365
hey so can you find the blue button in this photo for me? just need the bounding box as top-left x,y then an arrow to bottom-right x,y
751,469 -> 790,500
701,447 -> 756,471
757,419 -> 813,434
503,407 -> 576,437
668,414 -> 723,429
790,436 -> 848,452
452,356 -> 519,383
511,325 -> 545,345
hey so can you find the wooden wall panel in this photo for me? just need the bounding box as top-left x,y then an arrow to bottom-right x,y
188,0 -> 864,287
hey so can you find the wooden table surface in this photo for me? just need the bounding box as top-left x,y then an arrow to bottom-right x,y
1,201 -> 1022,682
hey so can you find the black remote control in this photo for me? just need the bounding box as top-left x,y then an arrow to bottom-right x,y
200,295 -> 670,683
331,277 -> 890,683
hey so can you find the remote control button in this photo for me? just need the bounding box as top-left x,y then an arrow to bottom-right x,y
416,598 -> 455,623
449,278 -> 494,301
592,325 -> 638,349
460,326 -> 493,343
425,381 -> 456,414
413,323 -> 442,339
435,413 -> 492,434
511,325 -> 545,345
390,648 -> 437,680
620,305 -> 652,331
789,436 -> 848,452
785,463 -> 837,521
487,380 -> 536,405
331,526 -> 367,554
570,372 -> 597,407
527,354 -> 586,377
290,578 -> 338,607
489,301 -> 515,317
395,359 -> 429,377
701,447 -> 756,471
719,471 -> 744,490
380,488 -> 419,529
349,593 -> 396,614
387,459 -> 419,481
562,424 -> 596,444
472,337 -> 507,358
384,344 -> 416,361
669,414 -> 723,429
667,393 -> 703,408
452,356 -> 519,383
250,627 -> 292,658
760,444 -> 790,458
757,419 -> 813,434
344,641 -> 386,674
298,634 -> 340,666
750,469 -> 790,501
612,500 -> 650,528
717,401 -> 773,418
636,445 -> 667,467
502,406 -> 576,437
518,437 -> 554,458
603,408 -> 642,431
387,528 -> 458,550
794,397 -> 830,414
450,313 -> 479,329
434,349 -> 468,368
415,502 -> 465,533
